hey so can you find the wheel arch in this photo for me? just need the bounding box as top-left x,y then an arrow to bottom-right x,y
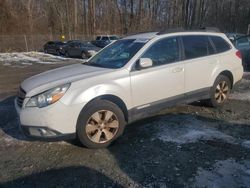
217,70 -> 234,88
79,94 -> 128,123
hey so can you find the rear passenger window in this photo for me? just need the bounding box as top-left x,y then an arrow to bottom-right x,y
210,36 -> 231,53
182,36 -> 214,60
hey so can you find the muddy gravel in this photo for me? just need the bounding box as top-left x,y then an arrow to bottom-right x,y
0,52 -> 250,188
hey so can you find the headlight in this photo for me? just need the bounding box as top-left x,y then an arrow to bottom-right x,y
26,84 -> 70,108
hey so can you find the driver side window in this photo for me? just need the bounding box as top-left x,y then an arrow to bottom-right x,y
141,37 -> 180,67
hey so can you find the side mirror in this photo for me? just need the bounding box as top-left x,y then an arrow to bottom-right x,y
138,58 -> 153,69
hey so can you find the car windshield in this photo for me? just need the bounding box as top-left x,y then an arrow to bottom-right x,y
85,39 -> 147,69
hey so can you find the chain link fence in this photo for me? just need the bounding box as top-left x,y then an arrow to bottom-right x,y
0,34 -> 95,52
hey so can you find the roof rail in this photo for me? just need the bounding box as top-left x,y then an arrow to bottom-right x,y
157,27 -> 220,35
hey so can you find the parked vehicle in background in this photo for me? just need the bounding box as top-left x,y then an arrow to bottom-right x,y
61,41 -> 101,58
234,36 -> 250,70
226,33 -> 246,42
92,35 -> 119,48
16,30 -> 243,148
43,41 -> 65,55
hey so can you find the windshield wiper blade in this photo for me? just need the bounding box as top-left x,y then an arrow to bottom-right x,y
85,62 -> 105,68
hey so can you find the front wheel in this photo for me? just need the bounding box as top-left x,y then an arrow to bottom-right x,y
81,51 -> 87,59
76,100 -> 126,148
209,75 -> 231,107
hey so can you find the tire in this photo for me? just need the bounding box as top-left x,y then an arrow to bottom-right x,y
81,51 -> 87,59
56,50 -> 60,56
76,99 -> 126,148
209,75 -> 231,108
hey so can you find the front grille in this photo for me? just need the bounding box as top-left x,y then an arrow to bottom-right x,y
17,87 -> 26,108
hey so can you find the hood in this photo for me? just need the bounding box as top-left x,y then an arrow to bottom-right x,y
21,63 -> 112,97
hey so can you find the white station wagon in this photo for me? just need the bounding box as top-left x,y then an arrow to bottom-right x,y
15,30 -> 243,148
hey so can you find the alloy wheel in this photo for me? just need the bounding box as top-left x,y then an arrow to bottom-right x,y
215,81 -> 229,103
85,110 -> 119,143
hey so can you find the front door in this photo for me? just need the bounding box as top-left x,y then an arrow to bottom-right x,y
130,37 -> 185,109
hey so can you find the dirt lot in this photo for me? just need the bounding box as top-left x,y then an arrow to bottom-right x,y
0,52 -> 250,188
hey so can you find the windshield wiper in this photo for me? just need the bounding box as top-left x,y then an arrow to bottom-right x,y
84,62 -> 106,68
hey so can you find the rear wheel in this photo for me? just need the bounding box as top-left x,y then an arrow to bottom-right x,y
76,100 -> 126,148
209,75 -> 231,107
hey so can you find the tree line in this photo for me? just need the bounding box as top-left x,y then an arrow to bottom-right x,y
1,0 -> 250,38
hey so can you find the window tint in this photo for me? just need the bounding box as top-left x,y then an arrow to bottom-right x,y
236,37 -> 250,47
210,36 -> 231,53
102,37 -> 109,40
110,36 -> 119,40
142,38 -> 180,66
96,36 -> 101,40
182,36 -> 214,60
141,37 -> 180,66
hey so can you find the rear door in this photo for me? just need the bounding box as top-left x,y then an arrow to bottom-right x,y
181,35 -> 216,94
68,42 -> 79,57
130,37 -> 185,108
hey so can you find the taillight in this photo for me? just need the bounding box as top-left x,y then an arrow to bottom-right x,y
236,50 -> 242,59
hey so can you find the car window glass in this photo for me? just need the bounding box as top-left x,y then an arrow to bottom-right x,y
102,37 -> 109,40
110,36 -> 118,40
182,35 -> 214,60
96,36 -> 101,40
87,39 -> 146,68
236,37 -> 250,47
141,37 -> 180,66
210,36 -> 231,53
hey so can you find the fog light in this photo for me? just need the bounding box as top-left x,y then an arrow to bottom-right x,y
28,127 -> 57,137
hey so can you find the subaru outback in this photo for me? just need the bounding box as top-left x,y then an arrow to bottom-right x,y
15,30 -> 243,148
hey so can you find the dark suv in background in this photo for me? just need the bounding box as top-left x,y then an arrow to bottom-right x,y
92,35 -> 119,48
61,41 -> 100,59
234,36 -> 250,70
43,41 -> 65,55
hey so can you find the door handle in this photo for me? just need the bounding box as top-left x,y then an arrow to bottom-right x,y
172,67 -> 184,73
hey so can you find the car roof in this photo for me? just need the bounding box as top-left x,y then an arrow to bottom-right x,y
123,30 -> 225,40
123,32 -> 159,40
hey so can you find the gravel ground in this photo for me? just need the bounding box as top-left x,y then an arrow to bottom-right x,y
0,52 -> 250,188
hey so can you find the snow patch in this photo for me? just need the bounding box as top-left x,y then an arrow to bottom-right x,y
154,116 -> 236,144
191,159 -> 250,188
153,115 -> 250,148
230,77 -> 250,101
0,52 -> 78,65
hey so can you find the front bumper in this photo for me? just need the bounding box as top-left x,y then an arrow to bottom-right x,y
15,98 -> 82,141
20,125 -> 75,141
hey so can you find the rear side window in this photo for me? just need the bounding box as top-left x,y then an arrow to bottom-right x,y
210,36 -> 231,53
182,35 -> 214,60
